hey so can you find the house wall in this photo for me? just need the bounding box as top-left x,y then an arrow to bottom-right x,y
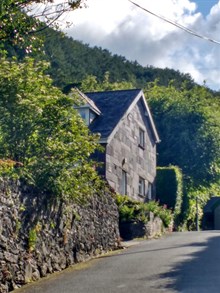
105,100 -> 157,201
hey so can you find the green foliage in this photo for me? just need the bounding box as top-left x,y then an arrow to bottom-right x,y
80,72 -> 134,92
181,184 -> 220,231
0,56 -> 101,200
143,200 -> 160,214
5,26 -> 196,91
146,82 -> 220,229
28,228 -> 37,252
0,159 -> 17,177
115,194 -> 173,228
146,81 -> 220,189
119,205 -> 135,222
156,166 -> 183,225
0,0 -> 85,51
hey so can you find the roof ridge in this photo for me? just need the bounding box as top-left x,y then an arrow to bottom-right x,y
86,88 -> 141,95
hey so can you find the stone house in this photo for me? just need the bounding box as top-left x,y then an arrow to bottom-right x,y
75,89 -> 160,202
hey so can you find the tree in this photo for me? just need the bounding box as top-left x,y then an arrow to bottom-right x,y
0,56 -> 101,200
145,81 -> 220,189
0,0 -> 86,50
80,72 -> 134,92
145,81 -> 220,229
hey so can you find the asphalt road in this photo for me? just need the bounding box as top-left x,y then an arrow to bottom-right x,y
15,231 -> 220,293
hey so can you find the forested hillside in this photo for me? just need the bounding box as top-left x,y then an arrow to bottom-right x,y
6,27 -> 196,91
43,29 -> 198,90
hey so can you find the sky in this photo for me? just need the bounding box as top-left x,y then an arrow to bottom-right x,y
63,0 -> 220,90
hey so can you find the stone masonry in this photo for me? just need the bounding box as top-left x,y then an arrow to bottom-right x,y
106,100 -> 157,201
0,179 -> 120,292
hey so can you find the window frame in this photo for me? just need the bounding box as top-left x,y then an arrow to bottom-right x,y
148,182 -> 152,200
139,128 -> 145,149
138,177 -> 145,197
121,170 -> 127,195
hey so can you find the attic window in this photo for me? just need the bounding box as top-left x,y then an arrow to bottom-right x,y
139,128 -> 145,149
89,110 -> 96,124
78,108 -> 97,126
78,108 -> 87,121
73,89 -> 101,126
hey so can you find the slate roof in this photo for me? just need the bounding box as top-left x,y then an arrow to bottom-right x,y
86,89 -> 141,141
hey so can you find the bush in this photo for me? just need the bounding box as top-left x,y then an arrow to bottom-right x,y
115,194 -> 173,228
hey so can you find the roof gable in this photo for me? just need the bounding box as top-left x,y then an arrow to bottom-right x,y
74,88 -> 101,115
86,89 -> 160,143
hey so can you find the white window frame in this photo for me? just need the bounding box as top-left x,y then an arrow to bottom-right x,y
138,177 -> 145,197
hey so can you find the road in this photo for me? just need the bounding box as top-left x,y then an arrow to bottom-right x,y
15,231 -> 220,293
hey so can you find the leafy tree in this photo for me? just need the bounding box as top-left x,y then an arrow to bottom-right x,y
145,81 -> 220,189
145,81 -> 220,229
0,0 -> 86,50
80,72 -> 134,92
0,56 -> 101,200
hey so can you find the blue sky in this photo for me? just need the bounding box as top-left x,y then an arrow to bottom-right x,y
196,0 -> 218,15
63,0 -> 220,90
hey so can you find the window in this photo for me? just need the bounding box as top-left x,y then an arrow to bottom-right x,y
78,108 -> 87,121
139,128 -> 145,149
121,170 -> 127,195
138,177 -> 145,197
89,110 -> 96,124
148,183 -> 152,200
78,108 -> 97,126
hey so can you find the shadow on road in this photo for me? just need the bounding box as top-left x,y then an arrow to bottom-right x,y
102,242 -> 206,258
151,233 -> 220,292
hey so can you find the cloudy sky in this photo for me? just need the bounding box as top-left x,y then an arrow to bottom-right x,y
64,0 -> 220,90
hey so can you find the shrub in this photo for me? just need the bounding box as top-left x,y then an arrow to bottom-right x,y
115,194 -> 173,228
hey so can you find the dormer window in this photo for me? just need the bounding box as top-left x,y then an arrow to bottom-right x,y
89,110 -> 96,124
73,88 -> 101,126
78,108 -> 87,121
78,107 -> 97,126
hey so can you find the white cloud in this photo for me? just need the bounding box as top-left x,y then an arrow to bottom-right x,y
65,0 -> 220,90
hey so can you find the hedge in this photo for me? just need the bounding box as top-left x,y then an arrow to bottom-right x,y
156,166 -> 183,223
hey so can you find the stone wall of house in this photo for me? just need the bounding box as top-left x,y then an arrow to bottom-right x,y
0,179 -> 120,293
106,99 -> 157,201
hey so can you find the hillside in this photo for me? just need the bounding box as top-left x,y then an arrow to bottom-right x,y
41,29 -> 196,91
5,27 -> 196,91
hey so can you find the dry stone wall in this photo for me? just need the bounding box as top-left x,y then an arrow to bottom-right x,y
0,179 -> 120,292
